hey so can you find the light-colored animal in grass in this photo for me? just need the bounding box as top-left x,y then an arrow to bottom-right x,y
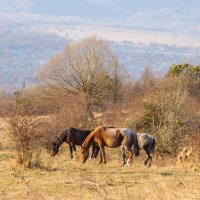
137,133 -> 156,167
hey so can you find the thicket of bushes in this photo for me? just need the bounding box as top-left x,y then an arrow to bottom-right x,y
0,37 -> 200,167
126,76 -> 199,155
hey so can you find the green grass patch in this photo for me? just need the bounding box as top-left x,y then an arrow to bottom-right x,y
160,171 -> 173,176
0,153 -> 15,161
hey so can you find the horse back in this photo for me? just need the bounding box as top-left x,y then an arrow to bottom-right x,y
138,133 -> 155,150
98,128 -> 125,148
67,128 -> 92,146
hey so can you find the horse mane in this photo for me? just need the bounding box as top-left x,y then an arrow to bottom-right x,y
82,126 -> 102,150
69,127 -> 91,133
54,129 -> 69,147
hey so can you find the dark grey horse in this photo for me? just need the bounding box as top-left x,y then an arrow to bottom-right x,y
137,133 -> 156,167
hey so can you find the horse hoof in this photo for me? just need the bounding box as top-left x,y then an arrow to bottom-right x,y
147,163 -> 151,168
124,162 -> 132,167
125,158 -> 132,167
144,161 -> 148,166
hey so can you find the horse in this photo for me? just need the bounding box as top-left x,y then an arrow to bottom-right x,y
81,126 -> 140,166
137,133 -> 156,167
50,127 -> 99,160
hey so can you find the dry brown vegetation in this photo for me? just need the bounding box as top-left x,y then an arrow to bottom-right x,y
177,147 -> 200,172
0,37 -> 200,199
126,76 -> 200,155
2,103 -> 57,167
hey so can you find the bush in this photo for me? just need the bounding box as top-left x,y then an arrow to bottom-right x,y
3,102 -> 53,167
126,76 -> 199,155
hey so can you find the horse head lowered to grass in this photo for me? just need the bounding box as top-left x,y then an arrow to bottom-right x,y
81,126 -> 139,166
50,127 -> 99,160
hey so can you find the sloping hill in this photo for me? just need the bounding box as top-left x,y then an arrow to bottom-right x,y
1,8 -> 200,89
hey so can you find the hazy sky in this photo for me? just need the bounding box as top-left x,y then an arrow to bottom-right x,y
31,0 -> 200,19
1,0 -> 200,20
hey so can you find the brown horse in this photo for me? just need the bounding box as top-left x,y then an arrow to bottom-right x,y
81,126 -> 139,166
50,127 -> 99,159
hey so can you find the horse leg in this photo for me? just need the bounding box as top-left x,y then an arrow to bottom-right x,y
144,142 -> 155,167
144,146 -> 151,166
147,150 -> 154,167
69,144 -> 73,159
90,144 -> 97,161
148,139 -> 155,167
123,141 -> 134,167
99,149 -> 103,164
121,146 -> 126,166
73,144 -> 76,152
72,144 -> 78,160
122,136 -> 133,167
93,145 -> 99,162
148,156 -> 153,168
90,144 -> 94,160
144,155 -> 150,166
99,144 -> 106,164
124,148 -> 133,167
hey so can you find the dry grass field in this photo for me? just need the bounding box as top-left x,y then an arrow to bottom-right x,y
0,134 -> 200,200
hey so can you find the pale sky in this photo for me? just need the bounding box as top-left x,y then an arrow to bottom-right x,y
1,0 -> 200,20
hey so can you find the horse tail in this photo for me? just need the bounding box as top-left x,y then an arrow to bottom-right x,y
82,126 -> 102,150
133,131 -> 140,157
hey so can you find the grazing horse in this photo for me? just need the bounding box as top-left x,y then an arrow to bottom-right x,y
81,126 -> 140,166
137,133 -> 156,167
50,127 -> 99,160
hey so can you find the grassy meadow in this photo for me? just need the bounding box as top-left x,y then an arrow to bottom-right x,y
0,134 -> 200,200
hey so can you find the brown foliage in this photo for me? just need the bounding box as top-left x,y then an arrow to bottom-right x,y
3,101 -> 56,167
125,74 -> 200,155
177,147 -> 200,172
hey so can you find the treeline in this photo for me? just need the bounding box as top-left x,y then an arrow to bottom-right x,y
0,37 -> 200,167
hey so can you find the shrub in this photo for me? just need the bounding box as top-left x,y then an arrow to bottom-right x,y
126,76 -> 199,155
3,102 -> 50,167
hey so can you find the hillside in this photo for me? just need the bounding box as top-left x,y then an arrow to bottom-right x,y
1,8 -> 200,89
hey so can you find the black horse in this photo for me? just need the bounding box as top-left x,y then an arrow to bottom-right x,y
50,127 -> 99,160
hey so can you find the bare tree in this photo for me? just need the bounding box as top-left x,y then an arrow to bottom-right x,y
38,36 -> 121,118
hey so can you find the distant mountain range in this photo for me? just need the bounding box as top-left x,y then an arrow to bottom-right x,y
126,8 -> 200,35
1,8 -> 200,90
